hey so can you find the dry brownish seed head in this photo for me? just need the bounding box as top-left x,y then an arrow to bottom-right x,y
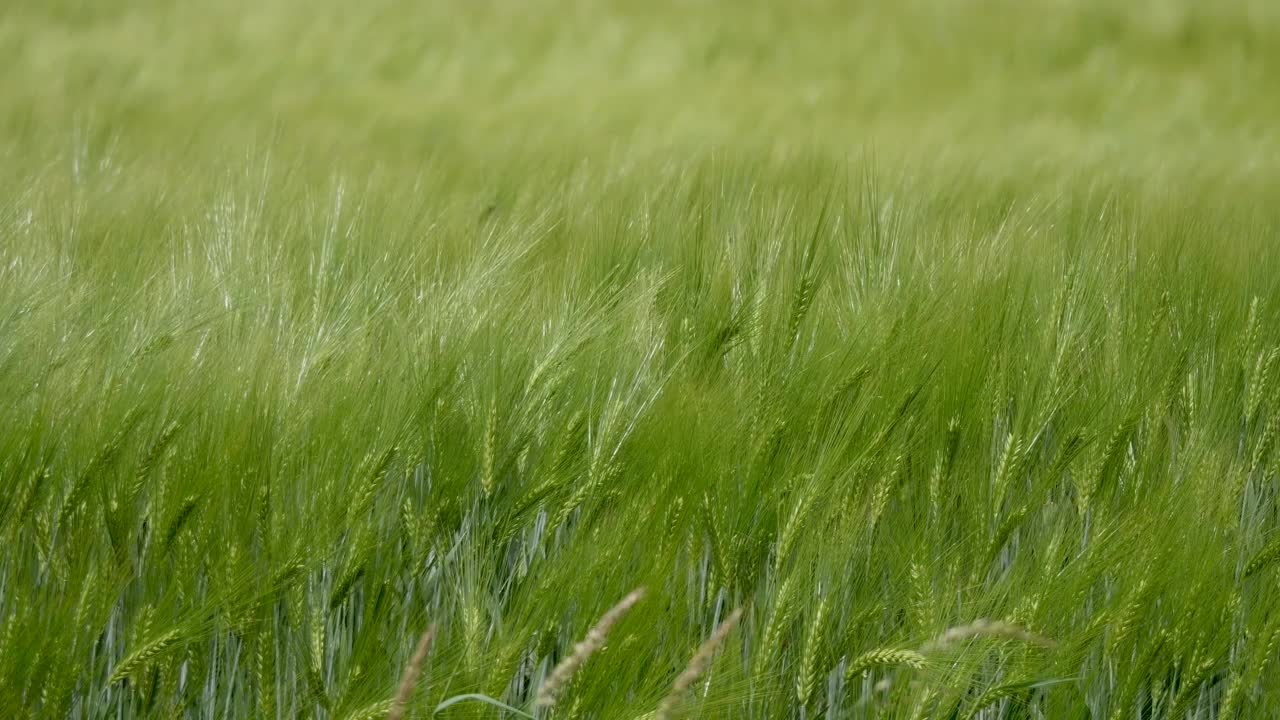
535,587 -> 647,708
388,624 -> 436,720
655,607 -> 743,720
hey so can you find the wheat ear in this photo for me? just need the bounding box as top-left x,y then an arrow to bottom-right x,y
921,618 -> 1056,652
655,607 -> 743,720
388,624 -> 436,720
535,588 -> 646,708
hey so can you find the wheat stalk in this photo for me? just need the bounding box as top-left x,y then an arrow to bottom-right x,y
990,432 -> 1022,509
655,607 -> 743,720
921,618 -> 1056,652
844,648 -> 925,681
108,628 -> 182,684
1220,612 -> 1280,719
1250,409 -> 1280,476
753,575 -> 795,676
774,474 -> 817,573
481,402 -> 498,497
535,587 -> 646,708
257,618 -> 276,720
388,624 -> 436,720
795,595 -> 830,707
132,420 -> 182,496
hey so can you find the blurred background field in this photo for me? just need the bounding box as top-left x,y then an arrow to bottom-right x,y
4,0 -> 1280,177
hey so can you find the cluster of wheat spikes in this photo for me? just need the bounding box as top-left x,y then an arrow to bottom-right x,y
394,590 -> 742,719
7,0 -> 1280,717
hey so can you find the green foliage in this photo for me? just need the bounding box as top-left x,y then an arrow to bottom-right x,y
4,0 -> 1280,717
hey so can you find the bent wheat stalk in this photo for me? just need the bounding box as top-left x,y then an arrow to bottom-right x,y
921,618 -> 1056,652
655,607 -> 743,720
535,587 -> 646,708
389,624 -> 437,720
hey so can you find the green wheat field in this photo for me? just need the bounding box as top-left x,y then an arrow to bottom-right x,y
4,0 -> 1280,717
